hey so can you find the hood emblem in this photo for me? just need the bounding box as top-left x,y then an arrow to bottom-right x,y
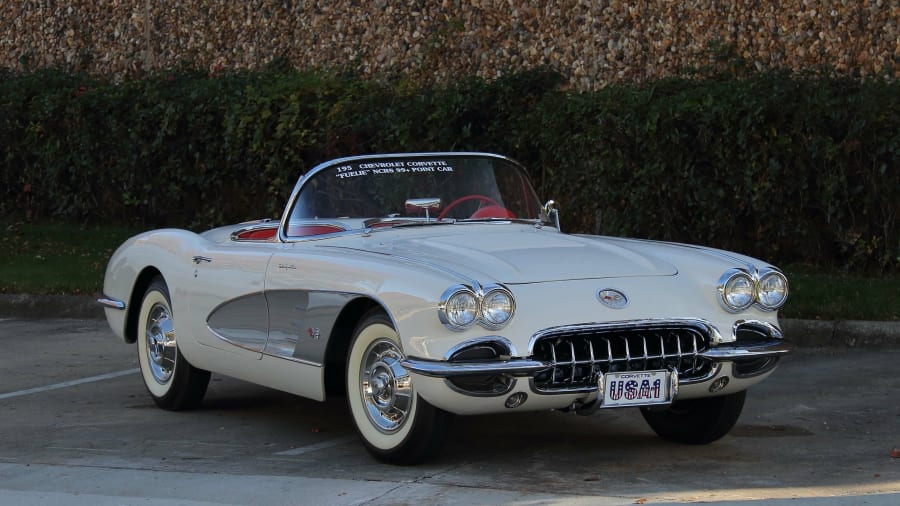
597,289 -> 628,309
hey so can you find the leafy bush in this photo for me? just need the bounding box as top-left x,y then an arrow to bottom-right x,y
0,67 -> 896,271
526,73 -> 899,272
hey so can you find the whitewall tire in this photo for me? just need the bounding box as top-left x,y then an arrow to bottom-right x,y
136,277 -> 210,410
346,309 -> 450,464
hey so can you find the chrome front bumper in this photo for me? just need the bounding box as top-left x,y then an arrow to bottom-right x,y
402,339 -> 792,379
402,323 -> 791,403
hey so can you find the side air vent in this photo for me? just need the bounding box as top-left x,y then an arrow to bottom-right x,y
445,340 -> 516,397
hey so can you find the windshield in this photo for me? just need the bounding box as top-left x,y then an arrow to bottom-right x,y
285,154 -> 542,237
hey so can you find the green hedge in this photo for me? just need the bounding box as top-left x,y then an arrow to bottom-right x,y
1,67 -> 897,272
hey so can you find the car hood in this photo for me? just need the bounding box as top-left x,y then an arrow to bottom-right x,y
333,226 -> 678,284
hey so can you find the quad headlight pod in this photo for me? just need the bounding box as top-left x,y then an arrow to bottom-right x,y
439,283 -> 516,330
717,268 -> 789,312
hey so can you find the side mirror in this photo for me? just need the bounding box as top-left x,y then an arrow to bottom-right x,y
541,200 -> 560,231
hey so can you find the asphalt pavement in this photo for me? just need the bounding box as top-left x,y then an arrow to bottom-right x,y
0,318 -> 898,505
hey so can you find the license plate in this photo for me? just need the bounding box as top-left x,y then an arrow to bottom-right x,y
601,370 -> 673,408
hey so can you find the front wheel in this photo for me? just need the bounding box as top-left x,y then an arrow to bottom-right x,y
136,277 -> 210,411
640,390 -> 746,444
346,309 -> 451,464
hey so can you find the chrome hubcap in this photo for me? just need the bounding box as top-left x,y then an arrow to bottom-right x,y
360,338 -> 412,433
145,303 -> 176,385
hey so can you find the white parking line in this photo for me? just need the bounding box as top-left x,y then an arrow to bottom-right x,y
275,436 -> 356,456
0,368 -> 139,400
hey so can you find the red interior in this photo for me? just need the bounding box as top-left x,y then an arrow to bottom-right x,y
235,224 -> 346,240
469,205 -> 515,219
235,227 -> 278,240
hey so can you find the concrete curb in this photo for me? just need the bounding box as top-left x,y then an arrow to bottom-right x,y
0,294 -> 104,320
2,294 -> 899,348
779,318 -> 900,348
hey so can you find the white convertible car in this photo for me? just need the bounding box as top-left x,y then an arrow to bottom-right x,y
100,152 -> 791,464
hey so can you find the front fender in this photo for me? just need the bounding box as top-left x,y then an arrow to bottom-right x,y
101,229 -> 206,342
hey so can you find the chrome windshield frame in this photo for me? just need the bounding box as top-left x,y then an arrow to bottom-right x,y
277,152 -> 543,243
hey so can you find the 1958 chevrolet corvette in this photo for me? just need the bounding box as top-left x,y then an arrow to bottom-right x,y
100,152 -> 791,464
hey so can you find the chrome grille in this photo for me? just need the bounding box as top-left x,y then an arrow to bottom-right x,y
531,323 -> 714,393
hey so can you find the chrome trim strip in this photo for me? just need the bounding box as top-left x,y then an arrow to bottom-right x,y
261,351 -> 323,368
207,326 -> 266,354
701,340 -> 793,360
97,297 -> 126,310
401,357 -> 548,378
404,354 -> 740,383
206,325 -> 330,367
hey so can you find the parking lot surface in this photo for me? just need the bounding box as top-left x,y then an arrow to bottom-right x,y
0,318 -> 898,505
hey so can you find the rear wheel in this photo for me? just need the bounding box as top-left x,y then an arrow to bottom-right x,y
136,277 -> 210,410
640,390 -> 746,444
346,309 -> 450,464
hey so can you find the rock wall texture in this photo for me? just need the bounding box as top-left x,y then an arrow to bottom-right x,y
2,0 -> 897,87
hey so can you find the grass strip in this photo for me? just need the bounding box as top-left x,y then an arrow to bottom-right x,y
1,222 -> 138,295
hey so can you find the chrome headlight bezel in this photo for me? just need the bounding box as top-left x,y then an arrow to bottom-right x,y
480,286 -> 516,329
757,268 -> 789,310
717,267 -> 789,313
438,283 -> 516,331
718,269 -> 756,312
438,286 -> 479,330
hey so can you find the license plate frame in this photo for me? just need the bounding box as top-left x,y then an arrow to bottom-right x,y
600,369 -> 676,408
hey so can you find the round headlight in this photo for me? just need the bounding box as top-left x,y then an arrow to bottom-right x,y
721,271 -> 755,311
758,271 -> 788,309
482,289 -> 515,326
444,290 -> 477,328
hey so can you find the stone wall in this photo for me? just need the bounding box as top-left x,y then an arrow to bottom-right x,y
2,1 -> 897,87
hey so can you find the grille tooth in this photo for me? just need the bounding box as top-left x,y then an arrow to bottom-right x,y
531,324 -> 714,392
569,340 -> 577,384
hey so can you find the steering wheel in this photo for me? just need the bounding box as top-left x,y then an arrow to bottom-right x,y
437,194 -> 500,220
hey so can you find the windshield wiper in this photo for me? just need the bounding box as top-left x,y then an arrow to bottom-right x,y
389,220 -> 457,228
457,217 -> 540,225
364,218 -> 457,229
